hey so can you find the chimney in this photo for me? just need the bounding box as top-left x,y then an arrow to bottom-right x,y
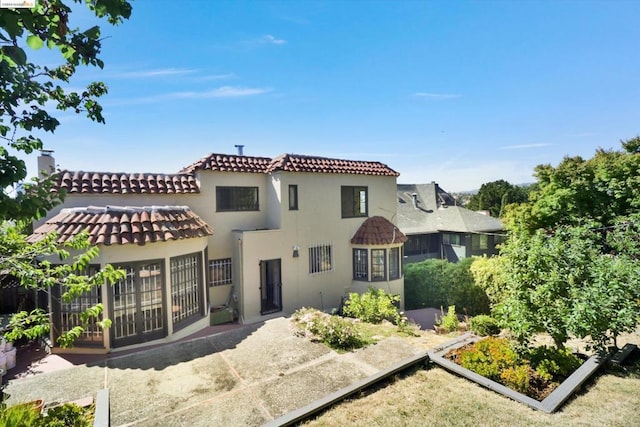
37,150 -> 55,178
412,193 -> 419,209
234,145 -> 245,156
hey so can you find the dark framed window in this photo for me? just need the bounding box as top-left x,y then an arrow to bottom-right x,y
353,248 -> 368,280
216,186 -> 259,212
170,252 -> 203,328
289,185 -> 298,210
389,247 -> 401,280
443,233 -> 462,246
309,243 -> 333,274
405,234 -> 440,256
209,258 -> 232,286
371,249 -> 386,281
341,186 -> 368,218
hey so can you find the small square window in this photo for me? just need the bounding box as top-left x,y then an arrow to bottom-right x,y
341,186 -> 368,218
309,243 -> 333,274
209,258 -> 232,286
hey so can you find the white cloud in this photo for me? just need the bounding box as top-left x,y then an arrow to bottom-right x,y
261,34 -> 287,45
412,92 -> 462,99
112,68 -> 199,78
499,143 -> 552,150
172,86 -> 271,99
198,73 -> 236,81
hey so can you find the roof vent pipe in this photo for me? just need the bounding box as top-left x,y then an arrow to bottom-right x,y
412,193 -> 419,209
234,145 -> 244,156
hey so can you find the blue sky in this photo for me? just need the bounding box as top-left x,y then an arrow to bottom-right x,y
24,0 -> 640,191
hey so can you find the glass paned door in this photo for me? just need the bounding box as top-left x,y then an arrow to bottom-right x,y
260,259 -> 282,315
112,262 -> 166,347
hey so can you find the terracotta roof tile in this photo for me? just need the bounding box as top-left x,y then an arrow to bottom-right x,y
351,216 -> 408,245
268,154 -> 399,176
180,153 -> 272,174
181,153 -> 400,177
54,171 -> 199,195
27,206 -> 214,246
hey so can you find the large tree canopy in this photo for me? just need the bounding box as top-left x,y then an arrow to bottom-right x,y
1,0 -> 132,222
465,179 -> 530,218
495,138 -> 640,351
503,140 -> 640,235
0,1 -> 131,346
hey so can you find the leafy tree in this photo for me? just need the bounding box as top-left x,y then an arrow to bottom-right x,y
503,141 -> 640,235
465,179 -> 529,218
469,255 -> 506,310
0,1 -> 131,346
497,218 -> 640,351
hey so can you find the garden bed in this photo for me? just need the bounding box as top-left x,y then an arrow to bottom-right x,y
428,333 -> 609,413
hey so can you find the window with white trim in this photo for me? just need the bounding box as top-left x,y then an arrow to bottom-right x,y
309,243 -> 333,274
209,258 -> 232,286
170,253 -> 202,326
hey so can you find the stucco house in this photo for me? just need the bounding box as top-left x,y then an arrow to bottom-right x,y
397,183 -> 503,263
29,151 -> 406,352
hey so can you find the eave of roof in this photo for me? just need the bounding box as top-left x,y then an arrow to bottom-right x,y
27,205 -> 213,246
351,216 -> 407,245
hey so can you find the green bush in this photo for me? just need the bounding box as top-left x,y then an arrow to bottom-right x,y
457,337 -> 520,381
470,314 -> 501,336
0,403 -> 41,427
292,307 -> 371,351
343,287 -> 402,325
441,306 -> 459,333
528,346 -> 583,382
404,258 -> 490,315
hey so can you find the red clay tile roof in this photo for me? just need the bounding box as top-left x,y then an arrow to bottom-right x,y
55,171 -> 200,194
181,153 -> 400,177
268,154 -> 400,176
27,206 -> 213,246
180,153 -> 273,174
351,216 -> 408,245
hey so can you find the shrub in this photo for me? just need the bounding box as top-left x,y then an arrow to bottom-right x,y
470,314 -> 501,336
343,287 -> 401,325
441,306 -> 459,333
0,403 -> 41,427
528,346 -> 583,382
39,403 -> 94,427
291,308 -> 371,351
456,337 -> 520,381
404,258 -> 490,315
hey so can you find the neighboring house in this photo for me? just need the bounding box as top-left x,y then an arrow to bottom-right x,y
397,183 -> 503,263
29,151 -> 406,352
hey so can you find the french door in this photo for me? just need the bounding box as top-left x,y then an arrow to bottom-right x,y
111,261 -> 166,347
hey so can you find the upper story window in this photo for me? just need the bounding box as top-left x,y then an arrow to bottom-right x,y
309,243 -> 333,274
289,185 -> 298,210
341,186 -> 368,218
216,187 -> 259,212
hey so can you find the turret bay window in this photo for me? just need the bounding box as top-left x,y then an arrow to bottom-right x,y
350,216 -> 408,282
